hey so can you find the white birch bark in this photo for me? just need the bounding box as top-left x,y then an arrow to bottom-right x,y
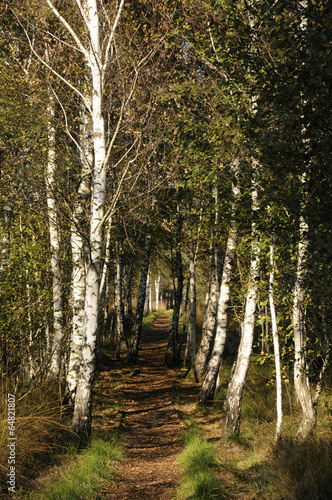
155,275 -> 160,311
199,177 -> 239,404
72,0 -> 108,435
292,1 -> 316,443
223,178 -> 260,435
66,103 -> 92,402
293,207 -> 316,441
269,235 -> 282,441
115,241 -> 124,360
194,185 -> 221,378
187,213 -> 197,370
0,197 -> 14,276
46,93 -> 64,378
145,271 -> 151,314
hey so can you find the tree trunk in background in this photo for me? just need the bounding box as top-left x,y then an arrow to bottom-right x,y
67,102 -> 92,402
166,200 -> 183,366
187,212 -> 196,370
145,271 -> 151,314
199,175 -> 239,404
0,196 -> 14,276
127,233 -> 152,363
223,177 -> 260,435
293,205 -> 316,441
124,260 -> 134,334
194,185 -> 221,378
269,234 -> 283,440
46,93 -> 64,378
155,274 -> 160,311
181,280 -> 189,363
115,241 -> 124,360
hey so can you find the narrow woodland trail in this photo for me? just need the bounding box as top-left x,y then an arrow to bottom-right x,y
95,314 -> 185,499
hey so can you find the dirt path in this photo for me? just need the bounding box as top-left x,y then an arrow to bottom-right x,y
95,314 -> 185,499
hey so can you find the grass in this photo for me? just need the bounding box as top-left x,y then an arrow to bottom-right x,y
177,426 -> 225,500
26,435 -> 124,499
271,437 -> 332,500
0,379 -> 72,494
173,354 -> 332,500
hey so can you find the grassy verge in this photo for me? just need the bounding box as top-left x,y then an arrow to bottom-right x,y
24,435 -> 124,499
176,425 -> 225,500
173,355 -> 332,500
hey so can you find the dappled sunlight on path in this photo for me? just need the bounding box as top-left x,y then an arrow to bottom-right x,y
94,314 -> 185,499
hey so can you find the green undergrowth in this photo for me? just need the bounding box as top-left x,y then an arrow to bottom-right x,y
176,426 -> 225,500
173,355 -> 332,500
23,435 -> 124,499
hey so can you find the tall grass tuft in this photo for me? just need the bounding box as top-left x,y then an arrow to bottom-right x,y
179,436 -> 218,476
0,379 -> 71,493
177,434 -> 225,500
272,437 -> 332,500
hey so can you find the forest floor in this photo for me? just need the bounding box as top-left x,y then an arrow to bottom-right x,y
93,314 -> 262,500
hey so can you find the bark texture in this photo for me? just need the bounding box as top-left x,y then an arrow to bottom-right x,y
199,177 -> 239,404
223,184 -> 260,435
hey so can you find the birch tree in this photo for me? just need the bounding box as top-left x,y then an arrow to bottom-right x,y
199,170 -> 239,405
45,91 -> 64,378
223,170 -> 260,435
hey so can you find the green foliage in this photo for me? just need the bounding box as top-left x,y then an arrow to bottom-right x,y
177,434 -> 224,500
29,436 -> 124,500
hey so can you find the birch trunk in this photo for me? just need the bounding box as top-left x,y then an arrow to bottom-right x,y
269,235 -> 282,440
293,210 -> 316,441
155,274 -> 160,311
72,0 -> 107,435
0,197 -> 14,276
115,241 -> 124,360
223,181 -> 260,435
194,185 -> 221,378
187,215 -> 196,369
166,201 -> 183,366
67,103 -> 92,402
127,233 -> 152,363
46,93 -> 64,378
199,177 -> 239,404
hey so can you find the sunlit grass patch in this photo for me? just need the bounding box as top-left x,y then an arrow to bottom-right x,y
177,433 -> 225,500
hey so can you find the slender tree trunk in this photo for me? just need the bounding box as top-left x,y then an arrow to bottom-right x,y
72,0 -> 107,435
0,196 -> 14,276
194,185 -> 221,378
293,207 -> 316,441
155,274 -> 160,311
124,260 -> 133,333
115,241 -> 124,360
199,175 -> 239,404
67,102 -> 92,402
187,210 -> 197,370
145,271 -> 151,314
127,233 -> 152,363
269,234 -> 282,441
166,200 -> 183,366
223,178 -> 260,436
46,93 -> 64,378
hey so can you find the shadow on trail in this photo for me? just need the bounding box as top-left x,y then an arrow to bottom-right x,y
94,314 -> 185,500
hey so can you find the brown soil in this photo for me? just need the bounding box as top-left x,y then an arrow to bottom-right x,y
94,314 -> 185,499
